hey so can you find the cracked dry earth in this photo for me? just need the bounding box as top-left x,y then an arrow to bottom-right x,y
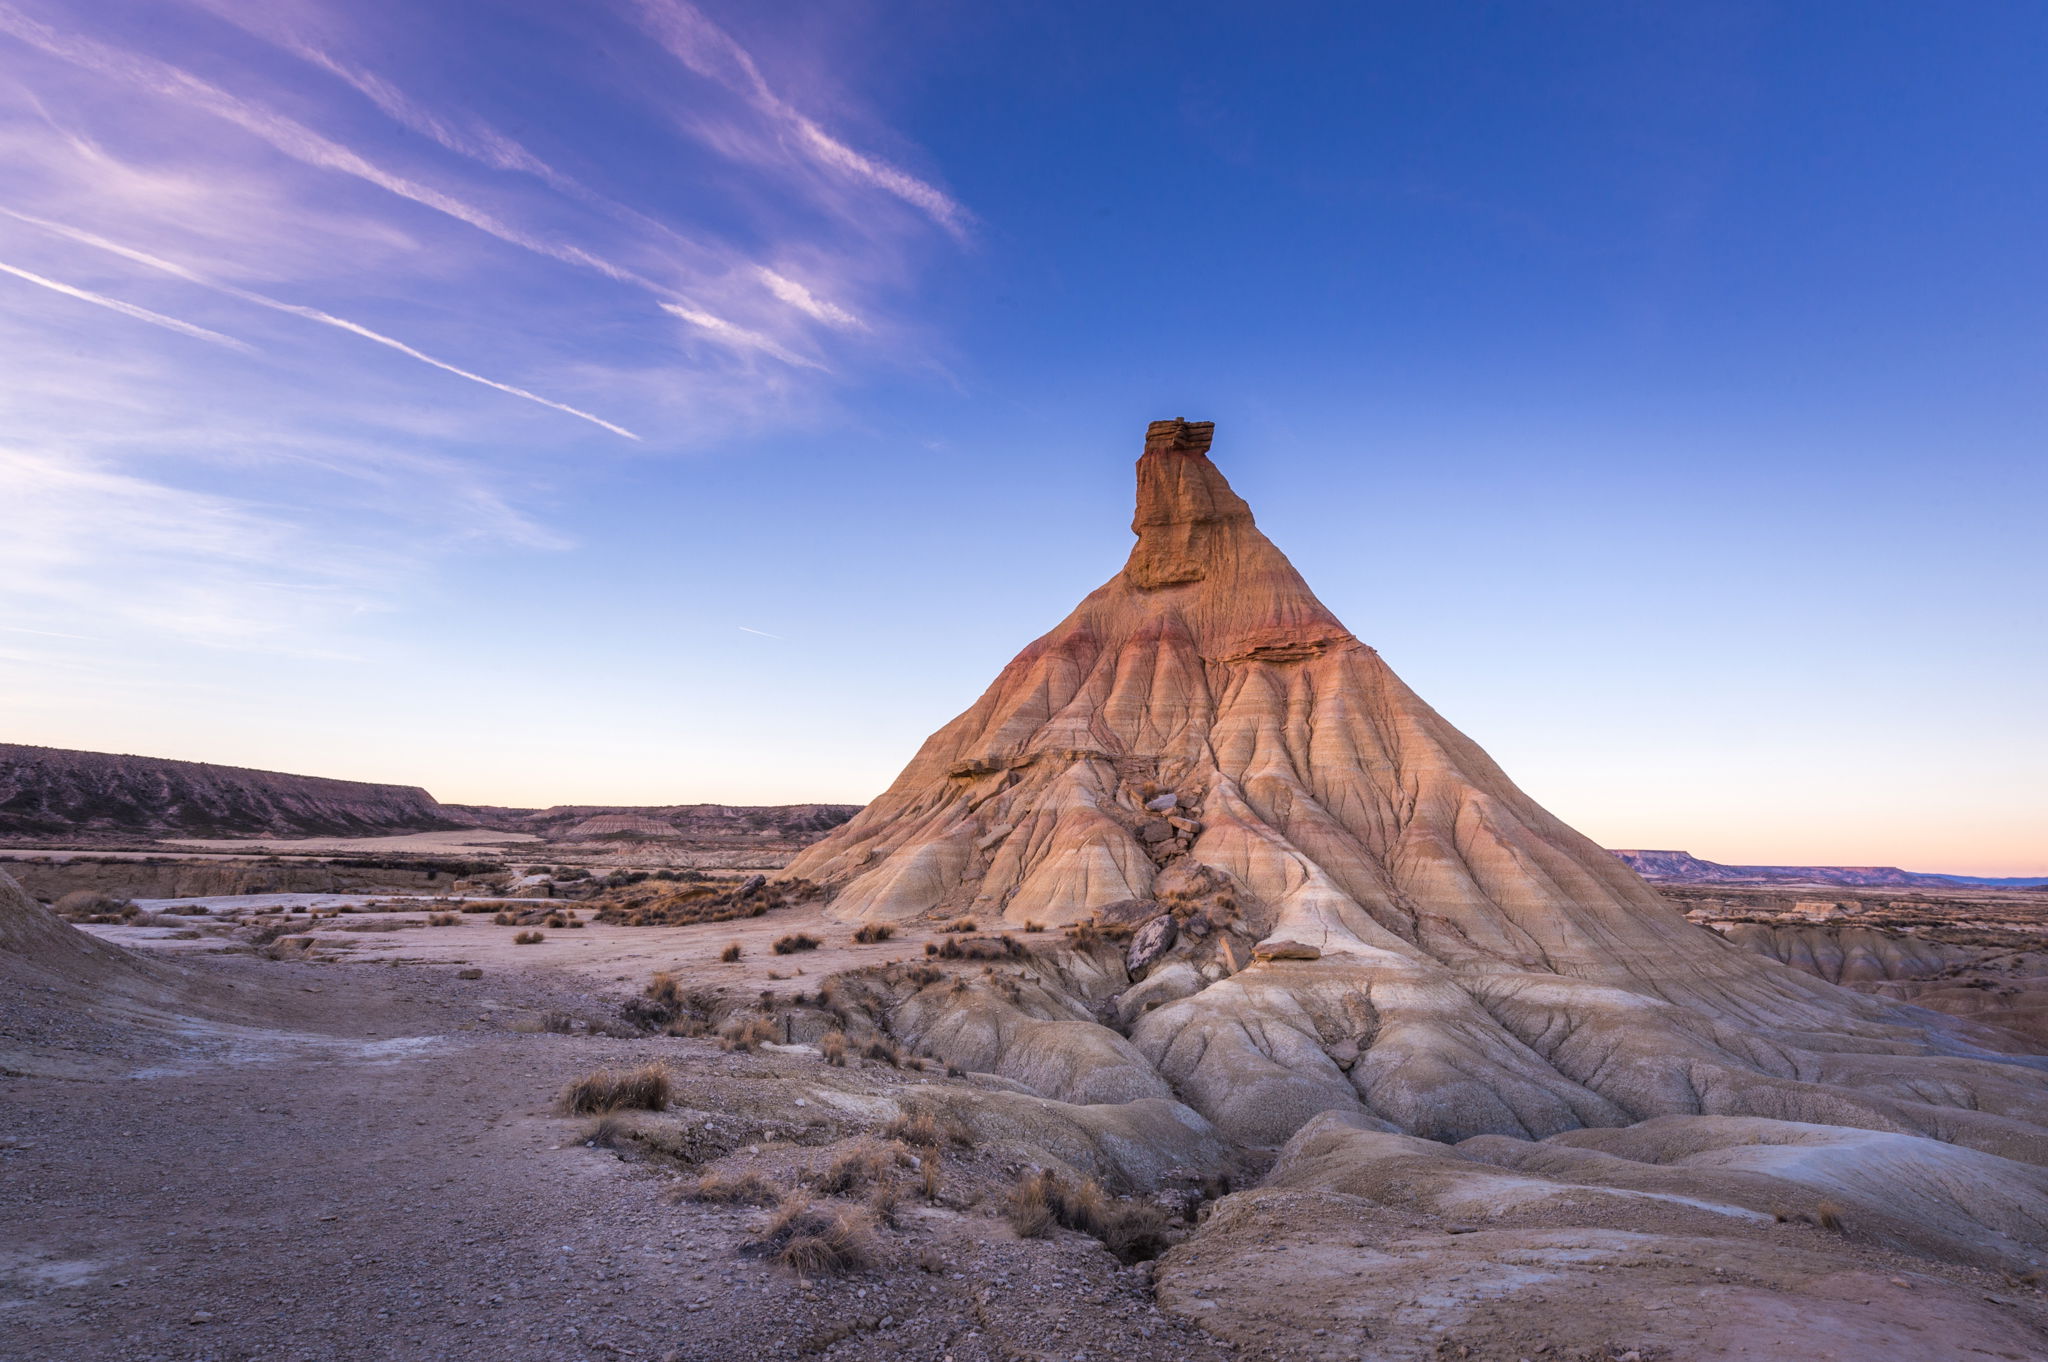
0,953 -> 1224,1362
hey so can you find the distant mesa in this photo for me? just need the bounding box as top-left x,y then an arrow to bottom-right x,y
0,743 -> 454,840
1613,848 -> 2048,889
562,813 -> 679,839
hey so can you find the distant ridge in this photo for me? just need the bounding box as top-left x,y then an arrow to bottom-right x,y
1611,848 -> 2048,889
0,742 -> 859,846
0,743 -> 456,839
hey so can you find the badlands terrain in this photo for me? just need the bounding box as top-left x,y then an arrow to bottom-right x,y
5,420 -> 2047,1362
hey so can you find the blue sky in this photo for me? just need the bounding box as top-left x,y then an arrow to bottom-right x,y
1,1 -> 2041,873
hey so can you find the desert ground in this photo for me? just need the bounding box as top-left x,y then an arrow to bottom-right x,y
5,886 -> 2047,1362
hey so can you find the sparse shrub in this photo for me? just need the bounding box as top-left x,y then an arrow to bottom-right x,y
819,1030 -> 848,1066
1068,922 -> 1103,948
560,1063 -> 670,1115
773,933 -> 822,955
886,1111 -> 973,1150
720,941 -> 743,962
940,917 -> 977,933
853,923 -> 894,944
1815,1201 -> 1846,1233
1005,1169 -> 1171,1263
456,967 -> 483,980
1008,1170 -> 1054,1238
567,917 -> 585,928
926,935 -> 1026,961
868,1178 -> 904,1228
743,1195 -> 873,1276
513,930 -> 545,944
887,1111 -> 944,1148
494,911 -> 516,926
815,1138 -> 901,1195
675,1169 -> 781,1206
538,1012 -> 578,1034
427,913 -> 460,927
864,1038 -> 905,1068
1022,920 -> 1045,933
620,971 -> 717,1033
544,914 -> 567,929
920,1156 -> 943,1202
720,1016 -> 780,1052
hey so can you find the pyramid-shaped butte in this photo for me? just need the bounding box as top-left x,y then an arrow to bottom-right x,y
792,421 -> 2048,1153
789,416 -> 1722,960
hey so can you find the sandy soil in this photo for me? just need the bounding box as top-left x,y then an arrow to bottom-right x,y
78,901 -> 963,995
160,830 -> 543,854
0,941 -> 1227,1362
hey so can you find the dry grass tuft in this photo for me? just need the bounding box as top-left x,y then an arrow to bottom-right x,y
720,1016 -> 780,1052
1815,1200 -> 1846,1233
744,1195 -> 873,1276
674,1169 -> 781,1206
427,912 -> 461,927
1022,920 -> 1046,933
868,1178 -> 904,1228
815,1138 -> 904,1194
513,930 -> 546,945
925,934 -> 1026,961
885,1110 -> 973,1150
773,933 -> 822,955
939,917 -> 978,933
819,1030 -> 849,1066
560,1063 -> 670,1115
720,941 -> 743,963
920,1156 -> 943,1203
852,923 -> 895,944
1008,1170 -> 1055,1238
1005,1169 -> 1171,1263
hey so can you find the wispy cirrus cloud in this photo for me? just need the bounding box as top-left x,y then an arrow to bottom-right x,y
0,0 -> 966,775
6,208 -> 640,438
0,0 -> 671,296
627,0 -> 972,238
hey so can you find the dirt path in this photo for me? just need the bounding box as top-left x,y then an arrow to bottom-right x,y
0,954 -> 1231,1362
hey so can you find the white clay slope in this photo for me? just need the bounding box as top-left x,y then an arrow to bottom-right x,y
788,420 -> 2048,1154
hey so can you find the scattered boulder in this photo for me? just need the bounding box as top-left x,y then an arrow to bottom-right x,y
1127,914 -> 1178,974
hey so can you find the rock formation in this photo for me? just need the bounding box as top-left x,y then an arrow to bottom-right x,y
788,419 -> 2048,1158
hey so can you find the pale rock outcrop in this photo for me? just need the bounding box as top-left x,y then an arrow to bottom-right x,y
788,420 -> 2048,1156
